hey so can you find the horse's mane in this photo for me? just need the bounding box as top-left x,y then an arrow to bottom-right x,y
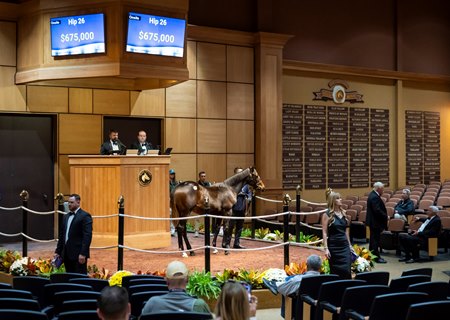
223,168 -> 250,186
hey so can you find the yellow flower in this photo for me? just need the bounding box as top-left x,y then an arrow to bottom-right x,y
109,270 -> 133,287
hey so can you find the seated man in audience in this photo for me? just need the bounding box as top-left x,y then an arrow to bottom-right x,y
398,205 -> 442,263
394,188 -> 414,222
263,254 -> 322,319
141,260 -> 212,316
263,254 -> 322,297
97,286 -> 131,320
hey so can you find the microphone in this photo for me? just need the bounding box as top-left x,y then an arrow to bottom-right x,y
116,139 -> 127,155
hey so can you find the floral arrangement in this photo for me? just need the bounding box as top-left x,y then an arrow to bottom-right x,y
284,261 -> 307,276
108,270 -> 133,286
88,264 -> 112,279
215,268 -> 265,290
0,250 -> 21,273
0,250 -> 65,277
261,268 -> 287,286
351,244 -> 376,273
10,257 -> 31,276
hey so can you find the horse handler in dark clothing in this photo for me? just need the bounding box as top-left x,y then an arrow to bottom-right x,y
224,167 -> 253,254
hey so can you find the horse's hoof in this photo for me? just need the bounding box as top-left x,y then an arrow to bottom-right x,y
213,249 -> 218,254
225,250 -> 230,255
190,251 -> 196,256
182,252 -> 188,258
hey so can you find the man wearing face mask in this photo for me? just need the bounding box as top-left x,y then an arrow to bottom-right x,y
100,129 -> 127,155
130,130 -> 153,155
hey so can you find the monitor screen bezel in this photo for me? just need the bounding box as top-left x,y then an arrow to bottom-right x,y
125,11 -> 187,58
50,12 -> 106,57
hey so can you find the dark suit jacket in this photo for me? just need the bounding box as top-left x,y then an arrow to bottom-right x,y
55,209 -> 93,260
130,141 -> 153,154
418,215 -> 442,239
394,198 -> 415,216
366,190 -> 388,229
100,140 -> 127,155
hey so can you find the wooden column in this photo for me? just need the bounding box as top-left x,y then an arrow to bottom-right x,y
255,32 -> 292,192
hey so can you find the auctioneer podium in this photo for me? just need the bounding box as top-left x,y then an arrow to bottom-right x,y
69,155 -> 171,249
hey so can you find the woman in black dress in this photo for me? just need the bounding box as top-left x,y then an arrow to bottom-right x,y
321,191 -> 353,279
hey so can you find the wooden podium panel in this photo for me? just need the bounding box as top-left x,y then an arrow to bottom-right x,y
69,155 -> 171,249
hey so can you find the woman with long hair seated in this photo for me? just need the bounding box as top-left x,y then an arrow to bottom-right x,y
215,281 -> 258,320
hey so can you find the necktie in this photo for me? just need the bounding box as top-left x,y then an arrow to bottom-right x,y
69,211 -> 75,216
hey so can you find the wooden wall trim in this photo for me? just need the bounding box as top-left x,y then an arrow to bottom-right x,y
283,60 -> 450,85
187,25 -> 255,46
0,3 -> 19,21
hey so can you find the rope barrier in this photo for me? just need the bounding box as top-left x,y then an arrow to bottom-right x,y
92,214 -> 119,219
0,231 -> 22,237
254,195 -> 283,203
300,199 -> 327,206
91,245 -> 119,250
0,206 -> 22,211
20,234 -> 57,243
119,244 -> 208,254
299,221 -> 323,230
212,241 -> 289,252
21,207 -> 60,215
120,213 -> 200,221
290,209 -> 328,215
206,211 -> 289,220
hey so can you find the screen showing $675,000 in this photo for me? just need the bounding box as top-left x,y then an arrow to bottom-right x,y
50,13 -> 105,57
126,12 -> 186,57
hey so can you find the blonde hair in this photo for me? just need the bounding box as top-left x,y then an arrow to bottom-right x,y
215,282 -> 250,320
326,191 -> 348,226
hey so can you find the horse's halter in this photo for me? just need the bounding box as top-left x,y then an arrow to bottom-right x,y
248,168 -> 265,191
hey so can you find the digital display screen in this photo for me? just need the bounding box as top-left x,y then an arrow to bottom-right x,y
126,12 -> 186,57
50,13 -> 105,56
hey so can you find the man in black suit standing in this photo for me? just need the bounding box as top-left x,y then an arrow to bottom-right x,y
55,194 -> 93,274
130,130 -> 153,155
100,129 -> 127,155
366,181 -> 388,263
398,205 -> 442,263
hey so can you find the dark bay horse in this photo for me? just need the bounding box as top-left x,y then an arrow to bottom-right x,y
170,167 -> 265,257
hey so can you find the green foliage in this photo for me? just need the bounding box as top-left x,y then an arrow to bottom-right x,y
254,227 -> 270,239
215,268 -> 264,290
241,228 -> 252,238
186,222 -> 195,232
321,259 -> 330,274
297,232 -> 320,244
186,270 -> 221,300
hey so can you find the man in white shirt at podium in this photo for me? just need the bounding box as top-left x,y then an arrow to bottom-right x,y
100,129 -> 127,155
130,130 -> 153,155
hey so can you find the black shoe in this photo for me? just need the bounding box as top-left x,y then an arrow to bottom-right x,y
405,258 -> 416,264
376,258 -> 387,264
233,244 -> 246,249
263,278 -> 278,295
224,245 -> 230,255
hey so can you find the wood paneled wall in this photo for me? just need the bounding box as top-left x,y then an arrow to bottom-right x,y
0,18 -> 255,195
